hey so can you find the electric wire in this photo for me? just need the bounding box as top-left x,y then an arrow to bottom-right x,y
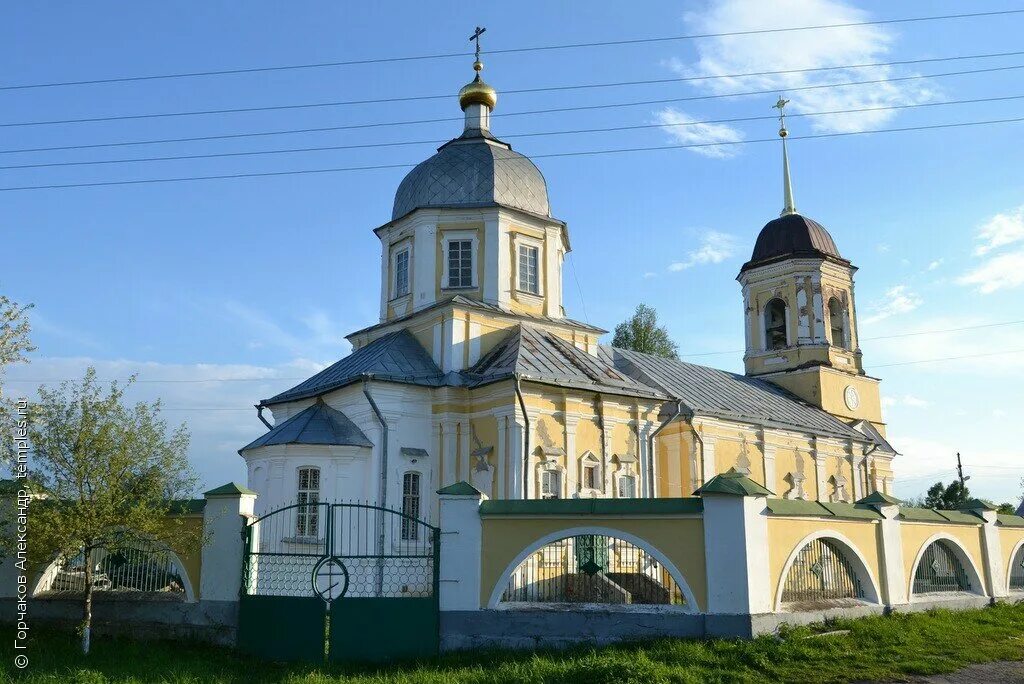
3,115 -> 1021,192
4,63 -> 1022,128
6,94 -> 1022,171
3,9 -> 1021,90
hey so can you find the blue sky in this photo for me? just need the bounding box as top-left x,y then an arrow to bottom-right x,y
3,1 -> 1023,502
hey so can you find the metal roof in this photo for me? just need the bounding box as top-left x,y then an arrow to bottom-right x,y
240,401 -> 373,453
345,294 -> 605,340
605,346 -> 869,441
463,323 -> 667,399
741,213 -> 846,272
263,330 -> 443,405
392,131 -> 550,221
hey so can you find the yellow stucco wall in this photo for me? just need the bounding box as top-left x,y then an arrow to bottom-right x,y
766,516 -> 882,607
900,522 -> 986,596
480,514 -> 707,611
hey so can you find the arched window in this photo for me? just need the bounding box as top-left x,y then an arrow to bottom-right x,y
296,467 -> 320,538
781,538 -> 864,607
913,540 -> 971,594
828,297 -> 848,349
764,299 -> 788,351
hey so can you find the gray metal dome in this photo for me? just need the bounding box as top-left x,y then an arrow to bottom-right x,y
392,133 -> 550,221
740,213 -> 844,272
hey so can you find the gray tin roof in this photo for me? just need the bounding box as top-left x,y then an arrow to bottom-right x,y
239,400 -> 373,453
463,324 -> 667,399
392,131 -> 550,221
605,346 -> 868,441
263,330 -> 443,405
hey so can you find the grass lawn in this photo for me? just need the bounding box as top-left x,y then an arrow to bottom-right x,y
5,603 -> 1024,683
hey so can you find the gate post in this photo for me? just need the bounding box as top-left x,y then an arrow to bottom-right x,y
437,482 -> 485,611
961,498 -> 1005,599
857,491 -> 907,607
200,482 -> 257,602
696,471 -> 773,637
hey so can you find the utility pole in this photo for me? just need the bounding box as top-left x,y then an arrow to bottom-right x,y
956,452 -> 971,489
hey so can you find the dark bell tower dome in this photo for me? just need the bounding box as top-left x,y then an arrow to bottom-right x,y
741,213 -> 845,272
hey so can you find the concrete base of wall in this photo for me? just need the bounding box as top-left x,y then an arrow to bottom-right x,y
2,598 -> 239,646
890,593 -> 992,614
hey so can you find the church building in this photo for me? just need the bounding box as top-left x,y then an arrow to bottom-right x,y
239,53 -> 897,526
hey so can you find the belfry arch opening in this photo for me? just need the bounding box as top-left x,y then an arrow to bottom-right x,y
764,298 -> 788,351
490,528 -> 696,611
828,297 -> 848,349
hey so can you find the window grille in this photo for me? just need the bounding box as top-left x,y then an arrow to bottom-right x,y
401,472 -> 421,541
1010,545 -> 1024,592
583,463 -> 598,490
296,467 -> 320,538
765,299 -> 788,350
781,538 -> 863,606
540,470 -> 561,499
518,244 -> 539,294
618,475 -> 637,498
913,540 -> 971,594
501,534 -> 685,606
447,240 -> 473,288
394,249 -> 410,297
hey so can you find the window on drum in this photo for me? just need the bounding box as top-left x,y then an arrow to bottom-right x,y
296,467 -> 320,538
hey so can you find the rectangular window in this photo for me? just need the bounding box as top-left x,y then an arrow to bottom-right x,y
540,470 -> 561,500
518,244 -> 539,294
447,240 -> 473,288
618,475 -> 636,499
583,464 -> 598,490
401,472 -> 421,541
394,249 -> 410,298
296,467 -> 320,538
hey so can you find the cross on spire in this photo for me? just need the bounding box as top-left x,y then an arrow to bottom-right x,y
773,95 -> 797,216
470,26 -> 486,62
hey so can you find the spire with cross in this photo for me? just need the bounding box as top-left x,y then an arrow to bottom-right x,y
773,95 -> 797,216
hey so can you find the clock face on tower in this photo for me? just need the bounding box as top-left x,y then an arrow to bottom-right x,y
844,385 -> 861,411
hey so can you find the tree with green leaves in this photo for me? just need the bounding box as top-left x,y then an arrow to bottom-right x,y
25,368 -> 199,655
923,479 -> 971,510
997,502 -> 1017,515
611,304 -> 679,359
1,293 -> 35,469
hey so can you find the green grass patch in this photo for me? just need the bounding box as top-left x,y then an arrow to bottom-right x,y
5,603 -> 1024,683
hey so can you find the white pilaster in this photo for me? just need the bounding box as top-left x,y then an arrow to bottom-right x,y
437,484 -> 485,611
875,502 -> 907,606
459,421 -> 472,483
763,445 -> 777,495
702,491 -> 771,617
483,217 -> 501,303
442,421 -> 458,487
700,436 -> 717,486
495,414 -> 508,499
564,415 -> 579,494
509,416 -> 526,499
200,485 -> 256,602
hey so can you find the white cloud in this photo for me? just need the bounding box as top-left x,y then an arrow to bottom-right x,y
861,285 -> 922,324
974,206 -> 1024,256
957,250 -> 1024,294
669,231 -> 739,271
669,0 -> 937,136
882,394 -> 930,409
876,243 -> 891,253
926,259 -> 943,271
642,271 -> 659,279
654,108 -> 744,158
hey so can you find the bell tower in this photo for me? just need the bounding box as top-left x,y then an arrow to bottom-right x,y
737,97 -> 884,430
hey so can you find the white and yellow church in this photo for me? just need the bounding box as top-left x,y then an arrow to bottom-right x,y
239,55 -> 897,524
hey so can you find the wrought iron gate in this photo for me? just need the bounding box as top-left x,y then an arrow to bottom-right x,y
780,538 -> 864,607
237,501 -> 439,663
912,540 -> 971,595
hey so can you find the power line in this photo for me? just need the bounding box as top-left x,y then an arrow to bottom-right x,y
3,115 -> 1022,192
871,348 -> 1024,369
679,319 -> 1024,358
5,51 -> 1022,156
4,62 -> 1023,129
8,323 -> 1024,385
3,9 -> 1022,91
7,94 -> 1022,171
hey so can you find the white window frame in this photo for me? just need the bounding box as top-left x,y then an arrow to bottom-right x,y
540,469 -> 561,500
391,245 -> 411,300
296,466 -> 321,538
441,231 -> 478,290
618,474 -> 637,498
401,471 -> 422,541
579,451 -> 603,494
513,233 -> 544,298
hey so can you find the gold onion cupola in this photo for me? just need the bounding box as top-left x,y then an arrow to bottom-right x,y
459,26 -> 498,133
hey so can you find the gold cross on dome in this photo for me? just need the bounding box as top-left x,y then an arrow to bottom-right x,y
773,95 -> 790,134
470,26 -> 487,61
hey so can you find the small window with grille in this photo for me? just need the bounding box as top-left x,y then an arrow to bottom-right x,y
540,470 -> 561,499
518,244 -> 539,294
401,472 -> 421,541
583,463 -> 598,490
296,467 -> 320,538
447,239 -> 474,288
618,475 -> 637,498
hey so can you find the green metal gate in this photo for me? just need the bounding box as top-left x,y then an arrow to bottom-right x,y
237,501 -> 439,663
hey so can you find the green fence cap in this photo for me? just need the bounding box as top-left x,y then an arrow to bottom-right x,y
695,469 -> 774,497
437,481 -> 483,497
